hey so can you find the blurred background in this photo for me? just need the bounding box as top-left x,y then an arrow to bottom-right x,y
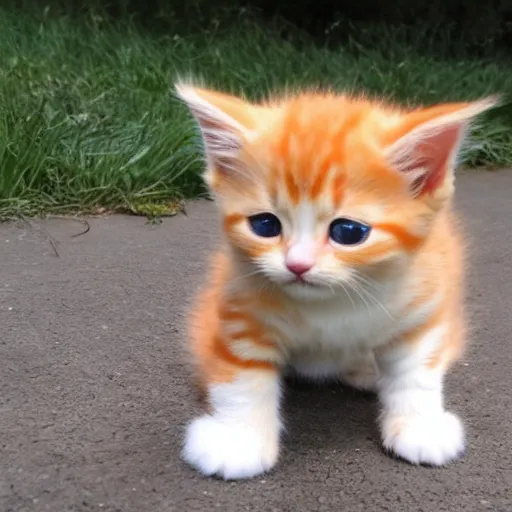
0,0 -> 510,218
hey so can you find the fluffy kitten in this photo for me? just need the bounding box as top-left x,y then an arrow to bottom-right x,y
176,83 -> 496,480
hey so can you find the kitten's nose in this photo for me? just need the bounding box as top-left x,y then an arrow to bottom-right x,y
286,242 -> 315,277
286,261 -> 312,276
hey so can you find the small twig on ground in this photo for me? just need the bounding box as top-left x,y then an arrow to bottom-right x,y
70,218 -> 90,238
21,217 -> 60,257
43,215 -> 91,238
48,238 -> 60,258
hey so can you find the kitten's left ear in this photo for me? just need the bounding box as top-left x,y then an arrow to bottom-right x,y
385,96 -> 499,197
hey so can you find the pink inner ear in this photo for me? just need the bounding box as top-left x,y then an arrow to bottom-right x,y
203,125 -> 241,156
400,123 -> 463,196
188,107 -> 244,175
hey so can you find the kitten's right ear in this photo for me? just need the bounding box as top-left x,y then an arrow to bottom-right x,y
175,83 -> 258,179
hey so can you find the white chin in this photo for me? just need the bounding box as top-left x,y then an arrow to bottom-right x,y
281,281 -> 333,301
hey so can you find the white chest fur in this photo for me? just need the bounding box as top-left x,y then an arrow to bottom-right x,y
280,292 -> 399,353
263,280 -> 437,359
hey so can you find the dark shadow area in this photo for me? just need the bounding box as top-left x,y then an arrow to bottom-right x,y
4,0 -> 512,56
283,377 -> 379,454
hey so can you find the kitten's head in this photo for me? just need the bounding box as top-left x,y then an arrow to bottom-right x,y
176,83 -> 497,300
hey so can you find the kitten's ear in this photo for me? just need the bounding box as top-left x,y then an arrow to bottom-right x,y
385,96 -> 499,197
175,83 -> 258,178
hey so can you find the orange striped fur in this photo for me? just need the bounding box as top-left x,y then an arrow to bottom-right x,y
177,83 -> 498,479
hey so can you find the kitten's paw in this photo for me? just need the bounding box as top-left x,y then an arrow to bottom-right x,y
382,411 -> 465,466
182,414 -> 279,480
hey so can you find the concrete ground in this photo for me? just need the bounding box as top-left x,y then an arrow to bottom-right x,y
1,170 -> 511,512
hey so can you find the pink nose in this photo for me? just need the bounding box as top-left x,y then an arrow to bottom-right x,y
286,261 -> 312,276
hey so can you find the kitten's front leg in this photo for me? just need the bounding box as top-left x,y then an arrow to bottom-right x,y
376,325 -> 464,466
182,367 -> 282,480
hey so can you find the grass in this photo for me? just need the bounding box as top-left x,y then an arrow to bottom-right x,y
0,7 -> 511,218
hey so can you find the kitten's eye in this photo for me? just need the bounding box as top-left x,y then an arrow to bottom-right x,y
248,213 -> 282,238
329,218 -> 371,246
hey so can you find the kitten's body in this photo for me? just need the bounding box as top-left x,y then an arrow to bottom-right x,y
177,86 -> 494,480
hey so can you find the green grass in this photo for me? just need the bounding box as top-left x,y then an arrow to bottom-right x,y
0,7 -> 511,218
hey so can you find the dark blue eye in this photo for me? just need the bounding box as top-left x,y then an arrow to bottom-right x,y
248,213 -> 282,238
329,218 -> 371,246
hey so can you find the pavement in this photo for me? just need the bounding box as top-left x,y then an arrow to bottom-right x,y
1,169 -> 511,512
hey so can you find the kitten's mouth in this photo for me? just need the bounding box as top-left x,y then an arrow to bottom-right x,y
287,276 -> 318,287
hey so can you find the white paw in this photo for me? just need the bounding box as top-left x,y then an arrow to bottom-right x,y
382,411 -> 465,466
182,414 -> 279,480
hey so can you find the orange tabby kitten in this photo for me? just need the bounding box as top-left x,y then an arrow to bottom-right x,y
176,82 -> 497,480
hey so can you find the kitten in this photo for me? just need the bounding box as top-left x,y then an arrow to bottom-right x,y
176,83 -> 497,480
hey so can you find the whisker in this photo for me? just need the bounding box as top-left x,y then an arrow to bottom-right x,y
228,268 -> 266,286
349,281 -> 374,319
322,276 -> 357,310
349,276 -> 395,321
351,272 -> 384,293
